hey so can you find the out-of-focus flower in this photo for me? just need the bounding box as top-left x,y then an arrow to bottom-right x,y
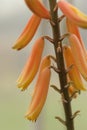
67,76 -> 77,98
63,45 -> 86,90
58,0 -> 87,28
25,56 -> 51,121
69,34 -> 87,81
12,14 -> 41,50
66,18 -> 87,58
17,37 -> 45,91
24,0 -> 51,19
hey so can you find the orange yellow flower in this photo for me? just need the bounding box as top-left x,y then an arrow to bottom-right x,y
66,18 -> 87,58
12,14 -> 41,50
63,45 -> 86,90
69,34 -> 87,81
25,56 -> 51,121
24,0 -> 51,19
58,0 -> 87,28
17,37 -> 45,91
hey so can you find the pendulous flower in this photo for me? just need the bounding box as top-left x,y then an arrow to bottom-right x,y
12,14 -> 41,50
63,45 -> 86,90
58,0 -> 87,28
25,56 -> 51,121
17,37 -> 45,91
66,18 -> 87,58
24,0 -> 51,19
69,34 -> 87,81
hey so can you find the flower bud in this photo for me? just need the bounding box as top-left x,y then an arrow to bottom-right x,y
66,18 -> 87,58
58,0 -> 87,28
63,45 -> 86,90
12,14 -> 41,50
69,34 -> 87,81
24,0 -> 51,19
17,37 -> 44,91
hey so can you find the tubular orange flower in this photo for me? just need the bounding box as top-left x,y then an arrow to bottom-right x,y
58,0 -> 87,28
25,56 -> 51,121
66,18 -> 87,58
69,34 -> 87,80
12,14 -> 41,50
32,55 -> 51,96
24,0 -> 51,19
17,37 -> 45,91
63,45 -> 86,90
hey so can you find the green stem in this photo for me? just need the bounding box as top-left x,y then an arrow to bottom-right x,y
48,0 -> 74,130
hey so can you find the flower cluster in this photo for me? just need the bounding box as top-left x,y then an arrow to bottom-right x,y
13,0 -> 51,121
13,0 -> 87,121
58,0 -> 87,90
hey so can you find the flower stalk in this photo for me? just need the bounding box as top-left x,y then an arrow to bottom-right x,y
13,0 -> 87,129
49,0 -> 74,130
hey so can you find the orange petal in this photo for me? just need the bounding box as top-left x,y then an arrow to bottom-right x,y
12,14 -> 41,50
25,67 -> 51,121
66,18 -> 87,58
58,0 -> 87,28
69,34 -> 87,80
17,37 -> 44,91
39,55 -> 51,72
32,56 -> 51,96
24,0 -> 51,19
63,45 -> 86,90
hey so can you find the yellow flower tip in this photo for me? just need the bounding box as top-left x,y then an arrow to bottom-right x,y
12,14 -> 41,50
24,0 -> 51,19
58,0 -> 87,28
16,37 -> 45,91
25,112 -> 36,121
17,83 -> 26,91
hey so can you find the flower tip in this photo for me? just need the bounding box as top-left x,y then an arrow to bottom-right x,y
12,44 -> 16,49
17,85 -> 25,91
16,82 -> 24,91
25,111 -> 37,121
12,42 -> 23,51
12,45 -> 18,50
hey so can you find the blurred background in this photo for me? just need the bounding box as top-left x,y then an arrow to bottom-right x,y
0,0 -> 87,130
